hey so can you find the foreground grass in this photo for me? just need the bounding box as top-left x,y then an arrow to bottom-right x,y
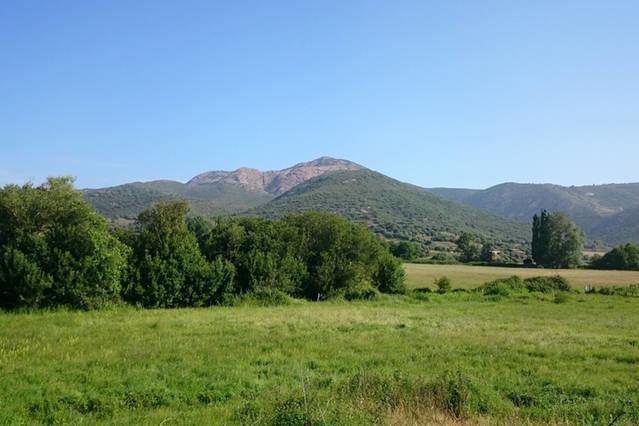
405,263 -> 639,289
1,294 -> 638,425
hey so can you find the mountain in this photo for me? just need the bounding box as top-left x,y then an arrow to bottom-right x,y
187,157 -> 363,195
428,182 -> 639,245
83,157 -> 362,220
252,169 -> 530,249
83,180 -> 273,220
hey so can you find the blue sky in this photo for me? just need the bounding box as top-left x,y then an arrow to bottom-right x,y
1,1 -> 638,189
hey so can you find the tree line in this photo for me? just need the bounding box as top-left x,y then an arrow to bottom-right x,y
0,178 -> 405,310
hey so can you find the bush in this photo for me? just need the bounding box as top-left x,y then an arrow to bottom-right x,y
477,276 -> 523,296
523,275 -> 571,293
389,240 -> 420,261
124,201 -> 224,308
593,285 -> 639,297
435,277 -> 452,294
591,244 -> 639,271
230,288 -> 293,307
343,283 -> 380,301
373,253 -> 406,294
0,178 -> 128,309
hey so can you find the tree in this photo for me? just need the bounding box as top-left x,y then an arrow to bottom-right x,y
389,241 -> 420,261
480,243 -> 495,263
0,177 -> 128,309
456,232 -> 481,263
591,244 -> 639,271
125,201 -> 233,308
373,253 -> 406,294
531,210 -> 584,269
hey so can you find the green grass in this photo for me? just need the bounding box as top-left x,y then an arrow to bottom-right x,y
1,294 -> 638,424
405,263 -> 639,290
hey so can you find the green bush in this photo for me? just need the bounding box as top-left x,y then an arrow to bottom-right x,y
523,275 -> 571,293
343,283 -> 380,301
477,276 -> 523,296
591,244 -> 639,271
435,277 -> 452,294
373,253 -> 406,294
124,201 -> 230,308
0,178 -> 127,309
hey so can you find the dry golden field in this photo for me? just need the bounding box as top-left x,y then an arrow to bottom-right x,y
405,263 -> 639,289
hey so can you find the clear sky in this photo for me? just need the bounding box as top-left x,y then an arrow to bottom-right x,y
1,1 -> 638,189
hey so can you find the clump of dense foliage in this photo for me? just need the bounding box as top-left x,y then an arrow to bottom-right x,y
532,209 -> 584,268
435,276 -> 452,294
123,201 -> 236,308
389,240 -> 420,261
587,284 -> 639,297
0,180 -> 405,309
590,243 -> 639,271
0,178 -> 128,309
189,211 -> 406,301
477,275 -> 572,297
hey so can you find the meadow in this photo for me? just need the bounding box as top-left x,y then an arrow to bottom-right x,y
404,263 -> 639,290
1,292 -> 638,425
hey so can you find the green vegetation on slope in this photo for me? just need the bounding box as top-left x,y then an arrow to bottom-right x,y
253,170 -> 531,250
83,180 -> 273,220
429,182 -> 639,245
1,296 -> 638,425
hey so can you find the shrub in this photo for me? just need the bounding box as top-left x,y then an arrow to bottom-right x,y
591,244 -> 639,271
477,276 -> 523,296
124,201 -> 221,308
523,275 -> 571,293
0,178 -> 127,309
373,253 -> 407,294
594,285 -> 639,297
435,277 -> 452,294
231,288 -> 293,307
343,283 -> 380,301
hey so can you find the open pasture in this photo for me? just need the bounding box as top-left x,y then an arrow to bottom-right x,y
405,263 -> 639,290
1,294 -> 638,425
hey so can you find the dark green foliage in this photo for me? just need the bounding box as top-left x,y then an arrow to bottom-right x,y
252,170 -> 530,253
0,178 -> 128,309
389,240 -> 420,261
532,210 -> 584,269
373,253 -> 407,294
523,276 -> 571,293
477,275 -> 571,296
591,285 -> 639,297
456,232 -> 481,263
190,212 -> 405,301
124,201 -> 234,308
435,277 -> 452,294
479,276 -> 524,297
591,243 -> 639,271
480,243 -> 495,263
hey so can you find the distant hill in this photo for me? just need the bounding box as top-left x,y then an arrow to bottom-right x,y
83,180 -> 273,220
187,157 -> 363,195
428,182 -> 639,245
252,170 -> 530,249
83,157 -> 362,220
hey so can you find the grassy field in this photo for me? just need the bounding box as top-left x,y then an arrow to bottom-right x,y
1,294 -> 638,425
405,263 -> 639,290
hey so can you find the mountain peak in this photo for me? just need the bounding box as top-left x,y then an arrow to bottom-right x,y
186,157 -> 364,195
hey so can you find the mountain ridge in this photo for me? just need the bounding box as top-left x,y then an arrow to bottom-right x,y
427,182 -> 639,245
